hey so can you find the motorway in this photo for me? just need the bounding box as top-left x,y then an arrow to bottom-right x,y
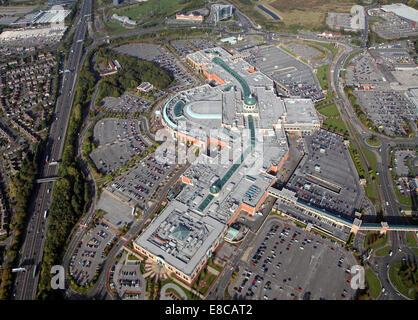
13,0 -> 92,300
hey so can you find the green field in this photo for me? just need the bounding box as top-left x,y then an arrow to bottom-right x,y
103,20 -> 132,35
366,268 -> 382,299
111,0 -> 205,25
407,232 -> 417,247
322,118 -> 348,135
394,185 -> 413,207
364,232 -> 388,250
375,246 -> 391,257
389,262 -> 418,300
206,274 -> 216,287
317,104 -> 339,117
229,0 -> 356,32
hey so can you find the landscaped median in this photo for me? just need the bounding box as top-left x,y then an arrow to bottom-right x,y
365,136 -> 381,148
364,232 -> 388,251
375,246 -> 392,257
365,268 -> 382,299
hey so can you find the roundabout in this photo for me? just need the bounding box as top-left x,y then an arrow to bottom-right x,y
365,136 -> 382,148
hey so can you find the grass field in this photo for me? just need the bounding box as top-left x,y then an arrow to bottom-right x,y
111,0 -> 204,25
389,262 -> 418,300
393,184 -> 413,207
375,246 -> 391,257
103,20 -> 132,35
364,232 -> 388,250
366,268 -> 382,299
317,104 -> 339,117
406,232 -> 417,247
230,0 -> 355,31
322,118 -> 348,135
364,183 -> 376,203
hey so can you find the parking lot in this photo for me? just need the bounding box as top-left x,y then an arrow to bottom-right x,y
394,149 -> 417,177
369,48 -> 415,71
109,251 -> 146,299
100,92 -> 152,115
245,45 -> 325,101
170,40 -> 195,57
90,118 -> 152,174
115,43 -> 194,92
96,191 -> 134,228
370,9 -> 418,39
286,130 -> 362,220
188,38 -> 215,51
230,218 -> 357,300
69,221 -> 117,287
354,90 -> 416,136
104,154 -> 176,211
282,42 -> 330,67
345,52 -> 389,89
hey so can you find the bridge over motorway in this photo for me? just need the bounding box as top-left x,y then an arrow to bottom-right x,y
36,177 -> 59,184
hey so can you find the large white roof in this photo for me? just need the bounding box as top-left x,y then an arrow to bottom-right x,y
381,3 -> 418,23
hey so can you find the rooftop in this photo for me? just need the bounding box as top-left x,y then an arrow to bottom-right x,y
134,200 -> 226,277
381,3 -> 418,23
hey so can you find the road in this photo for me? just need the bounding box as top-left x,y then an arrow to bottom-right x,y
329,38 -> 417,299
366,231 -> 416,300
330,44 -> 417,225
13,0 -> 92,300
63,160 -> 190,299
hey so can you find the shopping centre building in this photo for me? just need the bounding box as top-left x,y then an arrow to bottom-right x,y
133,47 -> 320,285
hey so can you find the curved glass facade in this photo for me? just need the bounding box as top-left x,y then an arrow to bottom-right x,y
163,97 -> 178,129
185,103 -> 222,120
